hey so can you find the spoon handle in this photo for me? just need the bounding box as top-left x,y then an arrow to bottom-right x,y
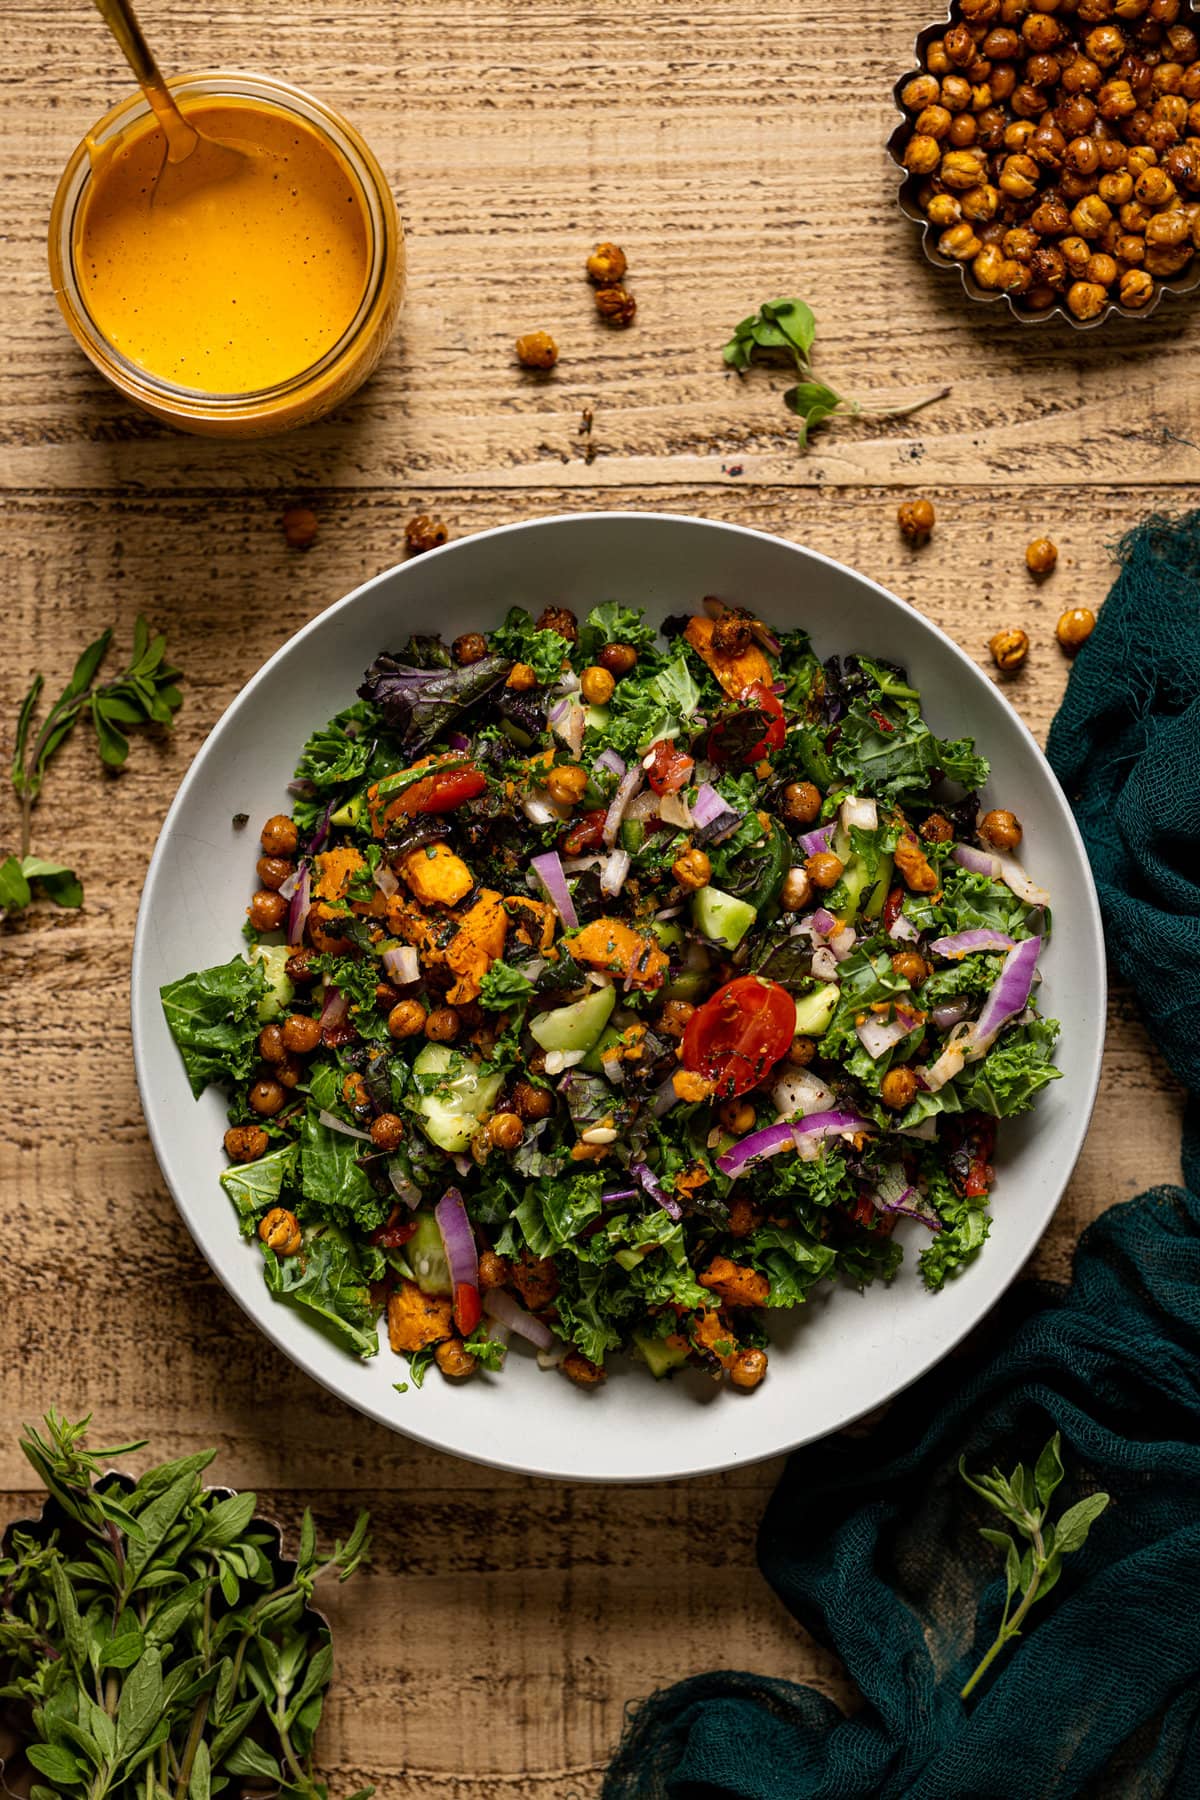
89,0 -> 197,161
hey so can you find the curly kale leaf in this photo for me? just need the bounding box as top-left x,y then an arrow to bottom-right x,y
160,954 -> 268,1097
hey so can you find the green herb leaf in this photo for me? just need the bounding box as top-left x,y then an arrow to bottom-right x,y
1052,1490 -> 1111,1556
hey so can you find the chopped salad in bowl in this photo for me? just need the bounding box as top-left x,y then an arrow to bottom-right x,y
161,594 -> 1060,1394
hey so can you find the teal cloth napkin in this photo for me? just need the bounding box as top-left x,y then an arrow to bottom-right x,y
602,513 -> 1200,1800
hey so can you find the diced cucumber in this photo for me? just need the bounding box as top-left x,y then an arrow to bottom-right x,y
529,984 -> 616,1055
792,982 -> 839,1038
408,1211 -> 451,1296
585,704 -> 611,733
862,852 -> 894,922
330,792 -> 367,828
691,884 -> 757,949
250,944 -> 294,1022
581,1023 -> 624,1075
651,919 -> 683,950
663,967 -> 708,1002
410,1043 -> 504,1154
620,818 -> 645,854
500,716 -> 534,749
634,1330 -> 690,1379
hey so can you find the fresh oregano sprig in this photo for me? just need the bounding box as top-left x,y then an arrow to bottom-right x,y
0,1411 -> 372,1800
2,618 -> 182,920
959,1430 -> 1110,1700
722,297 -> 950,448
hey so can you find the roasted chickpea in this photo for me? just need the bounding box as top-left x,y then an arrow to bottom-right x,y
545,765 -> 589,806
962,181 -> 1002,219
276,1013 -> 319,1057
1116,230 -> 1147,263
248,890 -> 288,932
719,1097 -> 757,1135
425,1006 -> 461,1042
1087,21 -> 1128,62
945,23 -> 977,64
711,613 -> 753,654
672,847 -> 712,891
1058,92 -> 1099,135
404,514 -> 449,555
977,104 -> 1009,147
453,632 -> 488,666
963,0 -> 1001,20
905,133 -> 943,174
781,781 -> 822,825
1004,225 -> 1041,261
787,1035 -> 817,1068
950,111 -> 980,144
258,1022 -> 286,1065
730,1348 -> 768,1391
284,948 -> 318,986
512,1080 -> 553,1121
560,1351 -> 605,1387
506,661 -> 537,691
1004,117 -> 1037,149
340,1072 -> 368,1115
225,1124 -> 270,1162
984,25 -> 1022,57
898,496 -> 936,540
1012,79 -> 1049,116
536,604 -> 578,642
598,642 -> 637,677
978,808 -> 1023,851
891,950 -> 930,984
1154,92 -> 1191,128
1152,58 -> 1187,94
1120,265 -> 1157,301
880,1067 -> 919,1111
1067,277 -> 1110,316
261,814 -> 299,857
248,1077 -> 286,1117
1145,239 -> 1193,272
1030,121 -> 1067,165
579,665 -> 616,706
1072,193 -> 1114,235
1027,52 -> 1063,88
594,284 -> 637,325
478,1249 -> 510,1290
928,192 -> 964,227
1025,535 -> 1059,576
1031,195 -> 1073,234
1063,53 -> 1104,92
903,73 -> 943,110
282,505 -> 318,550
974,242 -> 1012,287
805,851 -> 845,890
1057,606 -> 1098,647
941,147 -> 989,187
999,151 -> 1041,196
1100,168 -> 1136,201
1135,164 -> 1177,205
1031,243 -> 1069,285
940,221 -> 984,259
387,998 -> 427,1039
921,812 -> 955,844
260,1207 -> 302,1256
1024,11 -> 1064,49
1146,207 -> 1191,244
991,62 -> 1018,99
515,330 -> 558,370
990,626 -> 1030,670
256,854 -> 294,892
488,1111 -> 525,1152
917,102 -> 955,138
586,241 -> 628,283
1098,137 -> 1130,173
780,866 -> 813,912
654,1002 -> 694,1045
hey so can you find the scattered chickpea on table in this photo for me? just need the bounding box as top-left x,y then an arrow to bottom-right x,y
404,514 -> 449,555
898,497 -> 936,541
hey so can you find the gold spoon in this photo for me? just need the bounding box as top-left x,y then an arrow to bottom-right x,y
90,0 -> 246,203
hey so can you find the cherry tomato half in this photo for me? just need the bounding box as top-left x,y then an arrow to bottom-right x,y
561,806 -> 608,856
707,681 -> 787,768
681,975 -> 797,1099
646,740 -> 695,796
404,766 -> 488,814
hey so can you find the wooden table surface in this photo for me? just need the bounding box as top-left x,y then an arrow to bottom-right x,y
2,1 -> 1191,1792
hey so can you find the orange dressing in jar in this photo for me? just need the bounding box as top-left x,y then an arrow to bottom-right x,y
77,97 -> 371,394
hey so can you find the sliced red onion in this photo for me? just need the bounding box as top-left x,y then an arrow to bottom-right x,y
872,1183 -> 942,1231
386,1158 -> 422,1208
319,985 -> 349,1030
603,765 -> 644,846
483,1287 -> 555,1350
811,945 -> 840,980
435,1187 -> 480,1330
993,852 -> 1051,908
658,790 -> 693,830
286,864 -> 312,944
829,926 -> 857,962
887,912 -> 919,943
790,1109 -> 870,1154
811,906 -> 837,937
772,1067 -> 835,1118
653,1073 -> 680,1117
551,698 -> 586,758
655,905 -> 683,921
452,1154 -> 472,1178
562,854 -> 606,874
839,795 -> 877,832
373,863 -> 400,899
308,799 -> 336,857
594,748 -> 627,780
531,850 -> 579,929
751,620 -> 782,655
317,1108 -> 372,1141
970,933 -> 1041,1055
600,849 -> 632,897
445,730 -> 471,752
544,1048 -> 587,1076
855,1013 -> 913,1059
277,864 -> 302,902
931,996 -> 971,1031
555,669 -> 582,696
631,1159 -> 682,1220
287,778 -> 318,798
799,821 -> 836,857
716,1121 -> 802,1177
382,944 -> 420,984
601,1184 -> 639,1206
953,843 -> 1001,878
930,928 -> 1016,959
692,781 -> 730,829
522,793 -> 569,827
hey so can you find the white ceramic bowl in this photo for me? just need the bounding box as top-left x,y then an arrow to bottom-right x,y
131,512 -> 1105,1483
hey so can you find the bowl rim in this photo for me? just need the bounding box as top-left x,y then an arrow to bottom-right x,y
131,509 -> 1107,1483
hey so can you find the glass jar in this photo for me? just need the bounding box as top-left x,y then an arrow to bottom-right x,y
48,71 -> 403,437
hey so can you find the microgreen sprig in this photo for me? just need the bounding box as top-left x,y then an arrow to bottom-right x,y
722,298 -> 950,448
2,618 -> 183,920
0,1411 -> 372,1800
959,1429 -> 1110,1700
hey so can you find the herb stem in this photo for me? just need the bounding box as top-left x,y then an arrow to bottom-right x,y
849,383 -> 952,419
